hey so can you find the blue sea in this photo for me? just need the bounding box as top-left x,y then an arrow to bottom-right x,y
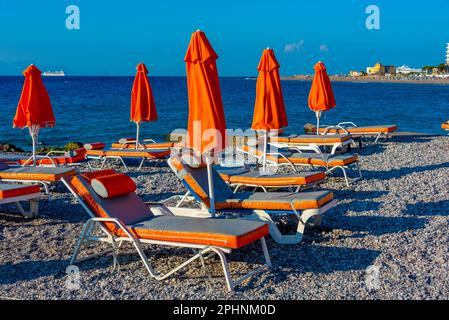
0,76 -> 448,150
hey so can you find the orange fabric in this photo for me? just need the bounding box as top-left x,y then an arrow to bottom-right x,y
185,31 -> 227,155
81,169 -> 118,182
127,223 -> 268,249
315,126 -> 398,134
308,62 -> 336,112
270,134 -> 351,144
251,49 -> 288,131
13,65 -> 55,129
215,192 -> 334,211
130,63 -> 157,123
442,123 -> 449,130
0,169 -> 76,182
111,142 -> 177,150
84,142 -> 106,150
281,155 -> 359,167
226,172 -> 326,186
71,174 -> 267,249
91,174 -> 137,198
17,153 -> 86,166
86,149 -> 170,159
0,185 -> 40,199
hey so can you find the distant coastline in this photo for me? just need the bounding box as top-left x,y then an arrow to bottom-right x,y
281,75 -> 449,85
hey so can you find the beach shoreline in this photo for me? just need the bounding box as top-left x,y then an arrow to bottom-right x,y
281,75 -> 449,85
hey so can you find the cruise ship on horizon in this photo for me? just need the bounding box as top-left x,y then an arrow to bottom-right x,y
42,70 -> 66,77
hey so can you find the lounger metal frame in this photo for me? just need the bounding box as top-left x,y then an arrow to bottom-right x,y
269,136 -> 356,155
62,177 -> 271,292
87,151 -> 167,172
238,147 -> 362,187
165,161 -> 336,245
20,150 -> 92,168
320,122 -> 393,143
0,192 -> 41,218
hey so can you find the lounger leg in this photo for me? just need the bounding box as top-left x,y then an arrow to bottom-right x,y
138,158 -> 145,171
374,132 -> 382,143
15,199 -> 39,218
212,238 -> 271,291
176,191 -> 191,207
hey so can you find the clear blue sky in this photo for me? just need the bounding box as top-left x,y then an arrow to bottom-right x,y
0,0 -> 448,76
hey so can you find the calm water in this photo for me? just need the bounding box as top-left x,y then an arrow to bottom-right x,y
0,76 -> 448,149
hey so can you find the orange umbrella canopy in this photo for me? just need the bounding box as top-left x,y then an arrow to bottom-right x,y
13,64 -> 55,129
130,63 -> 157,123
308,62 -> 336,112
251,48 -> 288,131
184,30 -> 227,155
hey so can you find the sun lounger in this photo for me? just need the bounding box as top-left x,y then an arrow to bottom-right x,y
0,164 -> 76,195
442,122 -> 449,131
311,122 -> 398,142
0,183 -> 42,218
85,146 -> 171,171
216,166 -> 326,192
240,144 -> 362,187
166,156 -> 336,244
17,148 -> 88,167
111,137 -> 180,150
62,170 -> 271,291
270,134 -> 355,154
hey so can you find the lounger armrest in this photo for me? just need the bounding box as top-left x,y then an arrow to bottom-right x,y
336,122 -> 357,127
90,217 -> 139,239
265,152 -> 297,172
322,125 -> 349,135
120,141 -> 147,149
142,139 -> 157,144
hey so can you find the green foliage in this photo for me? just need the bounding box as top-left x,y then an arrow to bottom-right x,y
37,142 -> 83,154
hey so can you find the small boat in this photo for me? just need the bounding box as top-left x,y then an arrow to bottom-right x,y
42,70 -> 66,77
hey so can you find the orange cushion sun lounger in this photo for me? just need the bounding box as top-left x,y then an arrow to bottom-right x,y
169,156 -> 334,212
167,156 -> 336,244
0,166 -> 77,182
442,122 -> 449,130
62,170 -> 271,291
86,149 -> 171,159
217,166 -> 326,188
71,172 -> 268,248
0,183 -> 42,218
111,141 -> 179,150
270,134 -> 352,144
0,184 -> 40,199
316,125 -> 398,134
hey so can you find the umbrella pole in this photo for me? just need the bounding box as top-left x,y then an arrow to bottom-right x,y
316,111 -> 321,135
205,154 -> 216,218
136,122 -> 140,149
262,130 -> 268,172
31,134 -> 37,167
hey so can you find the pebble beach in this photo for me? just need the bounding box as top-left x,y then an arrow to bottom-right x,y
1,134 -> 449,300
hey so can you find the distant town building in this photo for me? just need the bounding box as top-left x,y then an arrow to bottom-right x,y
349,70 -> 363,77
366,63 -> 396,75
446,43 -> 449,65
384,65 -> 396,75
396,65 -> 423,74
366,63 -> 383,75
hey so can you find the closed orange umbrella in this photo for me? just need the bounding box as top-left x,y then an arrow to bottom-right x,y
13,64 -> 55,166
252,48 -> 288,170
130,63 -> 157,148
185,30 -> 227,156
308,61 -> 336,134
184,30 -> 227,216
